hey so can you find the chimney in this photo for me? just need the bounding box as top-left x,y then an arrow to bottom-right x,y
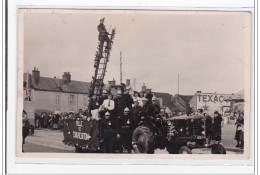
32,67 -> 40,85
108,78 -> 116,86
23,72 -> 31,88
142,83 -> 146,92
62,72 -> 71,84
126,79 -> 130,87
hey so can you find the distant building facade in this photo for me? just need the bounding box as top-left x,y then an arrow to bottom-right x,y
23,68 -> 91,123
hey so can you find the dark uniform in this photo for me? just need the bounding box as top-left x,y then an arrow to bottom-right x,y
139,103 -> 153,121
204,113 -> 212,139
97,23 -> 110,43
122,93 -> 133,110
119,112 -> 134,153
150,103 -> 160,118
212,113 -> 222,141
97,20 -> 111,55
131,105 -> 141,125
22,118 -> 30,152
100,118 -> 117,153
114,97 -> 126,117
145,93 -> 153,105
112,97 -> 126,137
88,98 -> 100,116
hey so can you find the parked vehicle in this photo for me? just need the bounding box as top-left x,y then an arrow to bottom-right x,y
132,114 -> 226,154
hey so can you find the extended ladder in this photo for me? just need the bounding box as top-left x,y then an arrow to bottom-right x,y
89,28 -> 116,97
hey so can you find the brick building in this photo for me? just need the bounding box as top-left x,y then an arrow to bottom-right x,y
23,68 -> 91,123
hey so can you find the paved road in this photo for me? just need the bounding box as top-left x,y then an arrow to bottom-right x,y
23,122 -> 243,154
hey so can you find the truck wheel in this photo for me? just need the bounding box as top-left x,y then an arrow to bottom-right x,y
211,144 -> 226,154
179,146 -> 192,154
166,146 -> 179,154
132,126 -> 154,154
75,145 -> 82,153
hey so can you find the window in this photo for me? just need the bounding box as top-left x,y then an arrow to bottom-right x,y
69,94 -> 76,105
55,94 -> 61,104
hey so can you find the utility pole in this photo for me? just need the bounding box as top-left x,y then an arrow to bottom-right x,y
120,51 -> 122,84
178,74 -> 179,100
133,78 -> 136,91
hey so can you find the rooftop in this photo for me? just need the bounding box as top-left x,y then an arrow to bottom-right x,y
31,77 -> 91,94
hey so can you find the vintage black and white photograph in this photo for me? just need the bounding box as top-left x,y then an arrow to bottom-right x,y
18,9 -> 251,157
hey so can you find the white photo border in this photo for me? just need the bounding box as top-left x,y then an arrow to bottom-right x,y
3,0 -> 257,174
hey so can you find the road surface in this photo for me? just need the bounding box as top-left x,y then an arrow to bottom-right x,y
23,122 -> 243,154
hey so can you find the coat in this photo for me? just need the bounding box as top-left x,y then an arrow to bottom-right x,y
145,94 -> 153,104
100,118 -> 117,140
139,104 -> 153,120
131,106 -> 141,125
23,119 -> 30,140
119,113 -> 134,132
212,114 -> 222,140
150,104 -> 160,117
114,97 -> 126,117
89,99 -> 100,110
122,94 -> 133,109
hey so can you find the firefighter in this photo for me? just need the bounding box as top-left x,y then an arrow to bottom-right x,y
139,98 -> 151,121
150,97 -> 160,117
122,87 -> 133,109
145,89 -> 153,105
119,107 -> 133,153
89,94 -> 100,120
100,112 -> 117,153
97,18 -> 111,54
212,111 -> 223,141
198,108 -> 212,146
131,99 -> 141,125
114,90 -> 126,118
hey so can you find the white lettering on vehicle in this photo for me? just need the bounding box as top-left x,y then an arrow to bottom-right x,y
72,131 -> 91,140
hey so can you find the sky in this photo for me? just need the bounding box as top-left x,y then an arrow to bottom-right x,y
22,10 -> 251,95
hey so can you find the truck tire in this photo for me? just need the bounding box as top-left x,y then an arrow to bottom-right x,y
166,146 -> 179,154
211,143 -> 226,154
75,145 -> 82,153
132,126 -> 154,154
179,146 -> 192,154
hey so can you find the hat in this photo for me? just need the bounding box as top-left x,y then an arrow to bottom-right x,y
124,107 -> 130,112
100,18 -> 105,22
117,90 -> 122,95
152,97 -> 157,101
105,111 -> 110,116
214,111 -> 219,114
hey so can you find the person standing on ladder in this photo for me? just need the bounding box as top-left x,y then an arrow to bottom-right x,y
97,18 -> 111,53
